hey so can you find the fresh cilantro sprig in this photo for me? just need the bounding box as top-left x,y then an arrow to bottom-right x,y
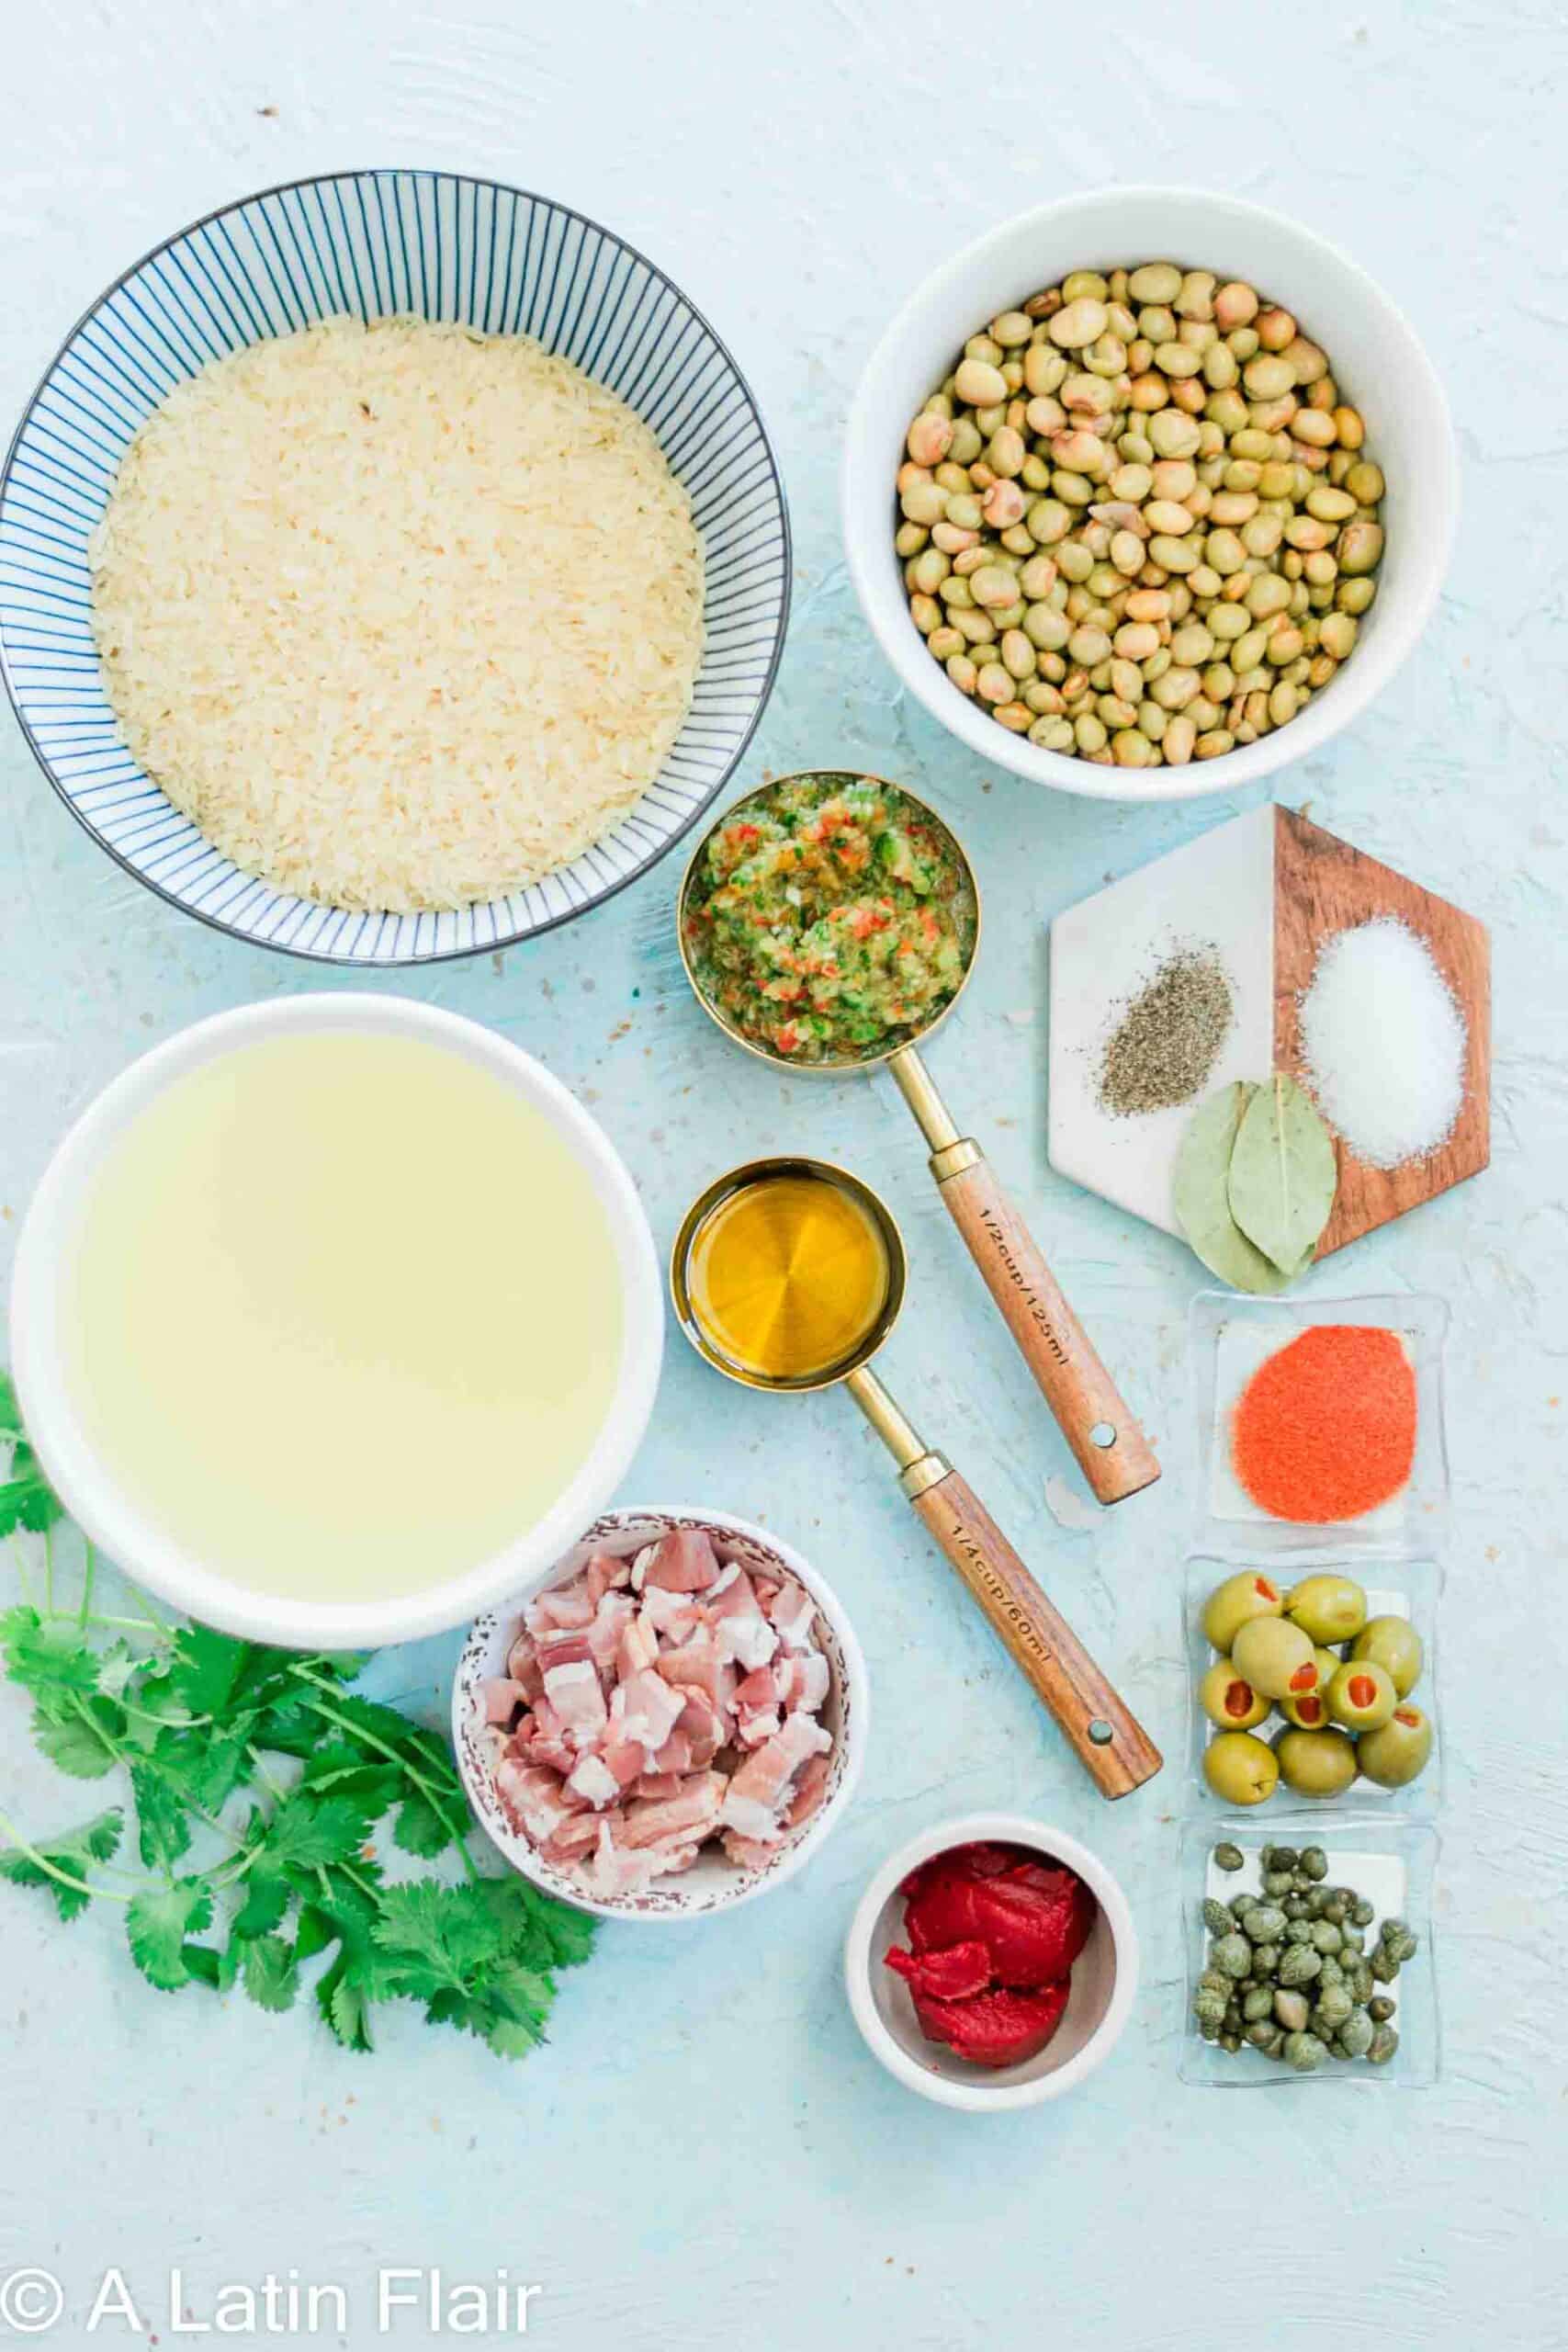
0,1376 -> 593,2055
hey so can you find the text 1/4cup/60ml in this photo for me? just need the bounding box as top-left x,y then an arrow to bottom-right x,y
671,1154 -> 1162,1801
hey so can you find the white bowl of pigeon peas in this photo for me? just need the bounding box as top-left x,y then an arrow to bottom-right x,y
844,185 -> 1458,802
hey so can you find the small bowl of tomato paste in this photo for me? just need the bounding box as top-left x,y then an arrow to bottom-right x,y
844,1815 -> 1137,2109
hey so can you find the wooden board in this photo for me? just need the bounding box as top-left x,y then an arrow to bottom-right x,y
1271,806 -> 1491,1256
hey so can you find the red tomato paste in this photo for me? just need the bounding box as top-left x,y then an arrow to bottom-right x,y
884,1841 -> 1097,2068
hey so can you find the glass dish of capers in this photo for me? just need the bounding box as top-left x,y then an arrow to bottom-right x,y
1179,1822 -> 1440,2087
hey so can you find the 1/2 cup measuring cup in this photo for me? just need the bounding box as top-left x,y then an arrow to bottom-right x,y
671,1155 -> 1162,1801
677,771 -> 1159,1507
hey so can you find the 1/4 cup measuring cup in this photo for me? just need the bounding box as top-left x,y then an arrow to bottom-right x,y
677,772 -> 1159,1507
671,1155 -> 1162,1801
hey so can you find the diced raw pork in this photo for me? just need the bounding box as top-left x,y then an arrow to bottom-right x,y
720,1828 -> 782,1870
541,1809 -> 607,1861
784,1751 -> 831,1830
764,1577 -> 818,1650
525,1582 -> 597,1635
565,1750 -> 622,1810
536,1626 -> 596,1674
672,1688 -> 726,1770
489,1527 -> 837,1898
496,1758 -> 586,1844
584,1552 -> 632,1603
586,1824 -> 669,1899
509,1698 -> 578,1776
617,1613 -> 660,1682
586,1590 -> 636,1674
542,1659 -> 608,1748
618,1770 -> 729,1851
720,1712 -> 832,1840
611,1668 -> 686,1757
479,1677 -> 525,1728
639,1584 -> 709,1639
643,1528 -> 722,1592
505,1633 -> 544,1701
710,1569 -> 780,1670
656,1634 -> 736,1713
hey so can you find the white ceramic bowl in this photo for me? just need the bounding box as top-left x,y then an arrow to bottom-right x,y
8,995 -> 663,1648
454,1507 -> 868,1920
844,1813 -> 1137,2109
843,186 -> 1458,804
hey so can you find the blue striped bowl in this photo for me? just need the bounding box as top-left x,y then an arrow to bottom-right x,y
0,170 -> 790,964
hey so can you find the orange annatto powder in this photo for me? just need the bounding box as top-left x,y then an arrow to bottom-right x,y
1231,1325 -> 1417,1523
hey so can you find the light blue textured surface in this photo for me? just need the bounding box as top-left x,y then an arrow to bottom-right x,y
2,4 -> 1564,2345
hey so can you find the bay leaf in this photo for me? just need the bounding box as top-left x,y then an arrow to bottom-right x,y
1172,1083 -> 1294,1295
1227,1072 -> 1338,1277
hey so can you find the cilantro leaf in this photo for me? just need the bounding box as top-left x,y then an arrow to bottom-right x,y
33,1697 -> 124,1780
127,1880 -> 214,1991
265,1789 -> 375,1870
231,1851 -> 292,1940
0,1380 -> 63,1538
372,1882 -> 505,1997
0,1808 -> 123,1923
391,1789 -> 457,1859
241,1933 -> 299,2013
4,1611 -> 100,1697
320,1961 -> 376,2053
146,1722 -> 253,1815
129,1762 -> 193,1871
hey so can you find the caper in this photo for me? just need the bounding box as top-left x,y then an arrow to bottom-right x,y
1279,1944 -> 1322,1987
1297,1847 -> 1328,1881
1368,1996 -> 1396,2024
1337,2011 -> 1375,2059
1368,2025 -> 1400,2065
1282,2030 -> 1328,2073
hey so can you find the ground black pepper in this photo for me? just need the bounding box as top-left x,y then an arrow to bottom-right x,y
1098,948 -> 1235,1116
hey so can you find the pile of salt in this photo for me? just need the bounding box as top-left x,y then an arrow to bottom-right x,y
1298,917 -> 1466,1170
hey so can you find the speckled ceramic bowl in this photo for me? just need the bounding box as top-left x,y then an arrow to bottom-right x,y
453,1508 -> 869,1921
844,1814 -> 1137,2109
0,168 -> 790,963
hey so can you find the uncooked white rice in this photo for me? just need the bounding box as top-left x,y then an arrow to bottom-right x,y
88,315 -> 705,912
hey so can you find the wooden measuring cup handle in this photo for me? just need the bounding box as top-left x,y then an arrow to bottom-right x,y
909,1465 -> 1162,1800
934,1150 -> 1160,1505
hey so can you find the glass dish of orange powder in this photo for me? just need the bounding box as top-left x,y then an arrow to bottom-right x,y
1189,1294 -> 1450,1561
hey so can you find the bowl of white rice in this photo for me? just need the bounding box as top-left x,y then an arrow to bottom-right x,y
0,170 -> 790,964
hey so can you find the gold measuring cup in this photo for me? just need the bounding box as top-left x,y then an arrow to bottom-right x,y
677,772 -> 1159,1508
671,1156 -> 1162,1802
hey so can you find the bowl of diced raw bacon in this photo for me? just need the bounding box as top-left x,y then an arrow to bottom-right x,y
453,1508 -> 869,1917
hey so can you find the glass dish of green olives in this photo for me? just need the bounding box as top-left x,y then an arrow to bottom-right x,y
1183,1555 -> 1442,1819
1179,1821 -> 1441,2088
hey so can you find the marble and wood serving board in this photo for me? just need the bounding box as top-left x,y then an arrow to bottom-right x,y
1048,804 -> 1492,1259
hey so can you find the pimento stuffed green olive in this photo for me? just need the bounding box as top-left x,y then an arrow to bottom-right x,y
1275,1725 -> 1359,1798
1201,1571 -> 1283,1655
1231,1614 -> 1318,1703
1202,1730 -> 1280,1806
1350,1615 -> 1424,1699
1285,1572 -> 1368,1645
1357,1704 -> 1434,1788
1198,1657 -> 1270,1732
1279,1651 -> 1338,1729
1326,1658 -> 1398,1734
